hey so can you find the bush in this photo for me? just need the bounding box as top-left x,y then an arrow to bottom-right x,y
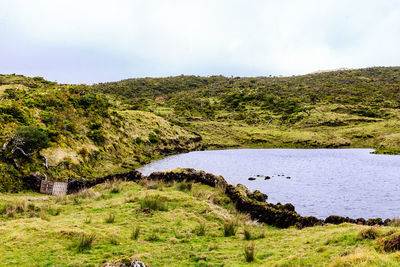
88,120 -> 102,130
0,104 -> 28,123
12,126 -> 51,154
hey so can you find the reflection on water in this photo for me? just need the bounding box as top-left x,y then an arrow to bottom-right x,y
139,149 -> 400,219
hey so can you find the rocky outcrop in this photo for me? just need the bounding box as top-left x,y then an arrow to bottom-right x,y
67,170 -> 143,194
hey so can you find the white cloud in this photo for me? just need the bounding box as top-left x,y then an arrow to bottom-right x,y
0,0 -> 399,83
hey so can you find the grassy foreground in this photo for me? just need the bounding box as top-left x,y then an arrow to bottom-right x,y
1,179 -> 400,266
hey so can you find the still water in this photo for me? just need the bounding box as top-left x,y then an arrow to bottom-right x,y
139,149 -> 400,219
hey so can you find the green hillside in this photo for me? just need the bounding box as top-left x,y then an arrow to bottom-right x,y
2,67 -> 400,191
94,67 -> 400,151
0,74 -> 200,191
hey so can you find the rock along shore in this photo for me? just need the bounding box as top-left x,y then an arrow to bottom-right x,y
24,168 -> 391,228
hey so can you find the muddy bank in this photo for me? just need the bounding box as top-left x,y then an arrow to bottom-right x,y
24,168 -> 391,228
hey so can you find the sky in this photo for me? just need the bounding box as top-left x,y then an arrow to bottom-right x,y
0,0 -> 400,84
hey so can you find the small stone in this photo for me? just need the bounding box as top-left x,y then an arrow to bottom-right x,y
264,176 -> 271,180
248,177 -> 256,181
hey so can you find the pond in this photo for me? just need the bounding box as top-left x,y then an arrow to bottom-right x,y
138,149 -> 400,219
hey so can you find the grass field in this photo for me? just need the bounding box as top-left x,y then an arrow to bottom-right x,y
1,179 -> 400,266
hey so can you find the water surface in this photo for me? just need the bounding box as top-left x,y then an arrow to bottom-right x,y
139,149 -> 400,219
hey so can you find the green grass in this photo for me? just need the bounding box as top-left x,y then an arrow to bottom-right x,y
1,182 -> 400,266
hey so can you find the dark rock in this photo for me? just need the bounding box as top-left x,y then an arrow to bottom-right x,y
286,176 -> 291,179
264,176 -> 271,180
356,218 -> 366,225
366,218 -> 383,226
249,190 -> 268,202
325,215 -> 356,225
300,216 -> 324,228
384,218 -> 392,226
248,177 -> 256,181
67,170 -> 143,194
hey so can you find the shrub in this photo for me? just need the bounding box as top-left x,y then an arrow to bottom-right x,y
10,126 -> 51,155
0,104 -> 28,123
88,120 -> 102,130
244,242 -> 256,262
224,219 -> 238,237
77,233 -> 96,252
139,194 -> 168,211
356,227 -> 379,240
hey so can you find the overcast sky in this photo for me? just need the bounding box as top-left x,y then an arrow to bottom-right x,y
1,0 -> 399,84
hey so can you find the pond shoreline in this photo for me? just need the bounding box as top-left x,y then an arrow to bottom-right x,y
25,168 -> 392,228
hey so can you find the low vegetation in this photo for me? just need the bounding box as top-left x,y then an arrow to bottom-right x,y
1,181 -> 400,265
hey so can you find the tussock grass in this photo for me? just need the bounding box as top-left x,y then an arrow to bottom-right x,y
243,226 -> 265,240
139,194 -> 168,211
390,217 -> 400,227
356,227 -> 380,240
1,181 -> 400,266
146,232 -> 160,242
109,235 -> 119,245
194,223 -> 206,236
224,219 -> 238,237
177,181 -> 192,192
131,226 -> 140,240
76,233 -> 96,252
104,213 -> 116,223
244,242 -> 256,262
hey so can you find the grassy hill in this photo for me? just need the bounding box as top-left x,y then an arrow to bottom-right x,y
0,74 -> 200,191
2,68 -> 400,266
1,178 -> 400,266
94,67 -> 400,151
2,67 -> 400,191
